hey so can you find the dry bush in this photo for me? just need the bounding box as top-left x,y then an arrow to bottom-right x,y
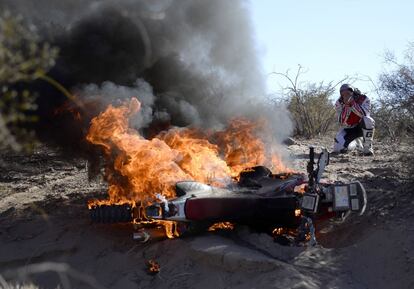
269,66 -> 343,138
374,43 -> 414,141
374,43 -> 414,178
287,83 -> 337,138
371,100 -> 412,141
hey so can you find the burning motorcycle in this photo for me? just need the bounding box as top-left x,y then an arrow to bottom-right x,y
89,147 -> 367,245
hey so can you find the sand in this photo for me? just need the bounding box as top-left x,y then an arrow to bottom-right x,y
0,138 -> 413,289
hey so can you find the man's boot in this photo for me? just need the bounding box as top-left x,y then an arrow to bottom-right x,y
362,128 -> 374,156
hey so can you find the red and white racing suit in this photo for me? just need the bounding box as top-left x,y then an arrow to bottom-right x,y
333,93 -> 375,153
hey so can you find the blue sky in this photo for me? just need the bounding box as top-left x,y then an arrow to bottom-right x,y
249,0 -> 414,97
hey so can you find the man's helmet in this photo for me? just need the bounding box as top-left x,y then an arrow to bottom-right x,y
339,84 -> 353,93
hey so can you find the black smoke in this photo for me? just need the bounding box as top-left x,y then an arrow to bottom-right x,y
2,0 -> 292,149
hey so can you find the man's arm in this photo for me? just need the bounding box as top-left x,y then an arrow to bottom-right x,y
336,96 -> 368,127
336,98 -> 351,126
348,98 -> 365,118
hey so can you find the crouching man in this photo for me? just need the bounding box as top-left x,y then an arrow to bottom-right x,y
333,84 -> 375,156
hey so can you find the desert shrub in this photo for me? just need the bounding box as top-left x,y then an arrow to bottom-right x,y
374,43 -> 414,178
371,99 -> 412,141
269,66 -> 340,138
287,83 -> 337,138
374,44 -> 414,141
0,11 -> 58,151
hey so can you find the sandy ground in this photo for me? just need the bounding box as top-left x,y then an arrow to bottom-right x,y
0,138 -> 413,289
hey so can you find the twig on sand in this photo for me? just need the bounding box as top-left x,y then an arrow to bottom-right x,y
1,262 -> 107,289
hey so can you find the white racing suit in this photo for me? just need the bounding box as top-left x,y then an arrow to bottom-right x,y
333,93 -> 375,154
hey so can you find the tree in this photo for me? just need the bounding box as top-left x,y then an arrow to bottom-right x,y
0,11 -> 58,151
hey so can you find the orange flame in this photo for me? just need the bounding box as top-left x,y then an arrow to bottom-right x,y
214,118 -> 266,176
158,128 -> 231,186
86,97 -> 292,236
87,98 -> 190,202
208,222 -> 235,231
146,259 -> 160,275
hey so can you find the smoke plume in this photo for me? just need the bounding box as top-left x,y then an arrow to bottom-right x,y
2,0 -> 292,147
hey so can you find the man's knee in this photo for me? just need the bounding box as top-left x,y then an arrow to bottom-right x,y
362,116 -> 375,130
